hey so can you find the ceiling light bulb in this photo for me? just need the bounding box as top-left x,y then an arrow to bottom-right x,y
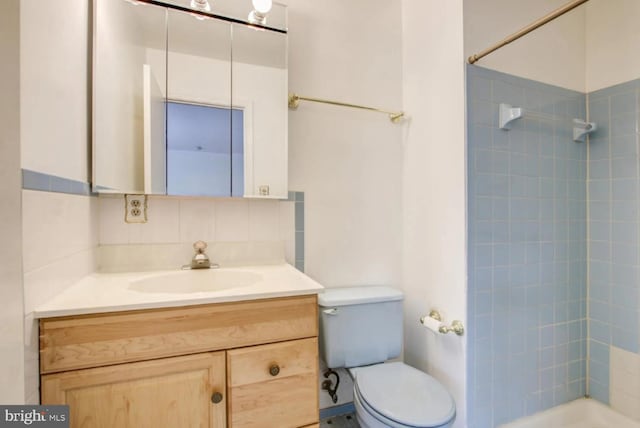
252,0 -> 272,14
190,0 -> 211,12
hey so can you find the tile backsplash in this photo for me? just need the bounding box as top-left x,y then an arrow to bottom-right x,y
98,194 -> 302,272
22,189 -> 99,404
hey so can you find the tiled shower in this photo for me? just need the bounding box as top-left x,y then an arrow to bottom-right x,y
467,65 -> 640,426
467,65 -> 587,427
587,79 -> 640,409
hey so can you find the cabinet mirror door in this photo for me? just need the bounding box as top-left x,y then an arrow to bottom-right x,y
232,23 -> 288,199
93,0 -> 167,194
165,10 -> 234,197
93,0 -> 288,198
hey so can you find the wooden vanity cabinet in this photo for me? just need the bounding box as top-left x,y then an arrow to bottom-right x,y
227,338 -> 318,427
40,295 -> 319,428
42,352 -> 227,427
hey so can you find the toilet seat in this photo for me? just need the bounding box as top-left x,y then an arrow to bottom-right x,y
353,362 -> 455,428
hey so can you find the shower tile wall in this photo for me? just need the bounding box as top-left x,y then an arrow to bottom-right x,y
467,65 -> 587,427
587,78 -> 640,409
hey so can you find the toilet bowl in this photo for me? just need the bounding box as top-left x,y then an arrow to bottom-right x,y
318,286 -> 456,428
350,362 -> 455,428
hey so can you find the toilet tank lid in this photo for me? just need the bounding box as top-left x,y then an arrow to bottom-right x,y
318,286 -> 403,307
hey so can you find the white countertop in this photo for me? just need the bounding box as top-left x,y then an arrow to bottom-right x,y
34,263 -> 324,318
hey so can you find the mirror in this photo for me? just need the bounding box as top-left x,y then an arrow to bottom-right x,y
93,0 -> 167,193
164,9 -> 233,197
92,0 -> 288,198
232,23 -> 288,198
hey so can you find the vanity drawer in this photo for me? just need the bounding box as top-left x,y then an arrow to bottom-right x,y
227,338 -> 319,428
40,295 -> 318,374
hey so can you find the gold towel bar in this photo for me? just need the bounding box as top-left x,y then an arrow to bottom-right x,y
288,93 -> 404,124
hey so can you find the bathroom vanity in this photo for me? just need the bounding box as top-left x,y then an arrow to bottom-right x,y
36,264 -> 323,428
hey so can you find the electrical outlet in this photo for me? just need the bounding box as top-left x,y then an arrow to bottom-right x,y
124,194 -> 148,223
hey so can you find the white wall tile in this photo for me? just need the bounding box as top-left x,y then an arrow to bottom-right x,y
179,199 -> 216,243
21,191 -> 99,403
99,196 -> 129,245
610,345 -> 640,421
249,200 -> 281,242
611,363 -> 640,398
97,196 -> 295,270
23,247 -> 97,313
611,388 -> 640,420
98,242 -> 285,272
129,198 -> 180,244
215,199 -> 249,242
23,190 -> 98,272
23,191 -> 99,312
610,345 -> 640,377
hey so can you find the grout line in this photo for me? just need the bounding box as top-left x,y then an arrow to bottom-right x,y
585,91 -> 591,397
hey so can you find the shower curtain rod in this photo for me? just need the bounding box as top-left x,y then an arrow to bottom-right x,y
288,93 -> 405,124
468,0 -> 589,64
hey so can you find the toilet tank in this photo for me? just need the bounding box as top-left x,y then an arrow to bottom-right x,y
318,286 -> 404,369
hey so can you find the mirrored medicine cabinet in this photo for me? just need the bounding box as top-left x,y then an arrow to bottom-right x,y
92,0 -> 288,198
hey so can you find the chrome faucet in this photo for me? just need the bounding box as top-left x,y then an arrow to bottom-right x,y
184,241 -> 219,270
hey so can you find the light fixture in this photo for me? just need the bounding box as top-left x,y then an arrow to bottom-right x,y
190,0 -> 211,13
248,0 -> 272,26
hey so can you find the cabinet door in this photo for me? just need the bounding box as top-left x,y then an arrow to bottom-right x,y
232,23 -> 288,198
42,352 -> 226,428
227,338 -> 318,428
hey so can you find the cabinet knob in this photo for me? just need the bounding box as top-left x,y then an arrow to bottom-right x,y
269,364 -> 280,376
211,392 -> 223,404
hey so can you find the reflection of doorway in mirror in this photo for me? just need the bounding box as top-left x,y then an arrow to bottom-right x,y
166,101 -> 244,197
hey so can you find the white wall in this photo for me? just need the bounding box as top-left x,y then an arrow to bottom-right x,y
464,0 -> 586,92
19,0 -> 99,404
464,0 -> 640,93
402,1 -> 467,427
283,0 -> 403,289
0,0 -> 25,405
20,0 -> 89,182
585,0 -> 640,92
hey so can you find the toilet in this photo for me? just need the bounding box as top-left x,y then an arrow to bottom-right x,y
318,286 -> 456,428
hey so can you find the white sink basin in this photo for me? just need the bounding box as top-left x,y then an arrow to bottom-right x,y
129,269 -> 263,294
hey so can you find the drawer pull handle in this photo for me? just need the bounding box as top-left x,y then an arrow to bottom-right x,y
211,392 -> 223,404
269,365 -> 281,376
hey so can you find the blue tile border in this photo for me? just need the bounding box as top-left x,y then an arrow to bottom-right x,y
467,64 -> 584,98
319,402 -> 356,420
288,190 -> 305,272
22,169 -> 95,196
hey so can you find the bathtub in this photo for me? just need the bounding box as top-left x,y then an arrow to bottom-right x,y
499,398 -> 640,428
